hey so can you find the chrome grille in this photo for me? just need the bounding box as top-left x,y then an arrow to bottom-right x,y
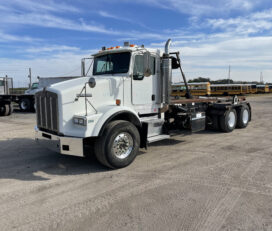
36,90 -> 59,133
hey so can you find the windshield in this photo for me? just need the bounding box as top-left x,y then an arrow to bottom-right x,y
93,52 -> 131,75
31,83 -> 39,89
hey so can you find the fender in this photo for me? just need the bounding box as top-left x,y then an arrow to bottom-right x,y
91,106 -> 141,137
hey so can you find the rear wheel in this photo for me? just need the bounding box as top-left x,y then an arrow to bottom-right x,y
7,104 -> 13,115
0,105 -> 6,116
0,104 -> 11,116
236,105 -> 250,128
19,98 -> 31,111
219,109 -> 237,133
94,120 -> 140,169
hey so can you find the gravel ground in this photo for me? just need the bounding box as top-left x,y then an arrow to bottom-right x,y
0,95 -> 272,231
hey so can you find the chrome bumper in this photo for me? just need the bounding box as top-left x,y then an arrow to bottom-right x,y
35,127 -> 84,157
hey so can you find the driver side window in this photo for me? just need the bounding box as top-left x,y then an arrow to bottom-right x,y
133,55 -> 144,80
96,60 -> 113,73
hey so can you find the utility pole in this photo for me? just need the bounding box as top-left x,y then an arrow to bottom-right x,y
228,65 -> 231,84
28,68 -> 32,88
260,72 -> 263,84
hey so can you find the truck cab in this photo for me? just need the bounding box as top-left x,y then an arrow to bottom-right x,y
35,39 -> 251,169
25,82 -> 39,95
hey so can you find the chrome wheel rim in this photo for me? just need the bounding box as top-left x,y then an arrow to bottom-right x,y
228,111 -> 236,128
242,109 -> 249,124
112,132 -> 133,159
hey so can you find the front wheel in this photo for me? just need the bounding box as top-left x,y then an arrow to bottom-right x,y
95,120 -> 140,169
19,98 -> 31,111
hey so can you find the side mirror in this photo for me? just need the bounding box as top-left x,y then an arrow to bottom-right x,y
171,56 -> 180,69
88,77 -> 96,88
143,52 -> 152,77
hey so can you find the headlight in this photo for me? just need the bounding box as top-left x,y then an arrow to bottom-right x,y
73,116 -> 86,126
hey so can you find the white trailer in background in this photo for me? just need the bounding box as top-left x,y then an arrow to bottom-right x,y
0,76 -> 83,115
35,39 -> 252,169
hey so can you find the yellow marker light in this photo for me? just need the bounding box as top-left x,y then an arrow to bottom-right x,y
130,44 -> 135,47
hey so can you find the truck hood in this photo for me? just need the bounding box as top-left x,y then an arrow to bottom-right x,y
47,76 -> 125,136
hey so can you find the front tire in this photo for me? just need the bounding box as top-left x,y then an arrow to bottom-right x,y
219,109 -> 237,133
95,120 -> 140,169
19,98 -> 31,111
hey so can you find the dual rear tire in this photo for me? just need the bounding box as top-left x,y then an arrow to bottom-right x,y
211,105 -> 250,133
0,104 -> 13,116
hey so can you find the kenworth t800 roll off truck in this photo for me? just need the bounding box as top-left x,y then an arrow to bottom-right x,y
35,39 -> 251,169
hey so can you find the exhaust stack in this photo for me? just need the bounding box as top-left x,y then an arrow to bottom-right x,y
165,39 -> 172,55
161,39 -> 172,105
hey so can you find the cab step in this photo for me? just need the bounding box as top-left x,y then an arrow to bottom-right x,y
147,134 -> 170,143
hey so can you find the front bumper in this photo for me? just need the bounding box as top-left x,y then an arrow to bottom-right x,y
35,127 -> 84,157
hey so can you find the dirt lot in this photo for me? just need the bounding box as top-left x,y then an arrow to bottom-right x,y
0,95 -> 272,231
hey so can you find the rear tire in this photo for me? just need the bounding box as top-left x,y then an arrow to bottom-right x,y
0,106 -> 4,116
94,120 -> 140,169
219,109 -> 237,133
19,98 -> 31,111
236,105 -> 250,128
0,104 -> 11,116
7,104 -> 13,115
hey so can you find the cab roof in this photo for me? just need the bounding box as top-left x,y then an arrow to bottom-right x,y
92,44 -> 160,57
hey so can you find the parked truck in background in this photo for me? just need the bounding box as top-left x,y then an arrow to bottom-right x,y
0,76 -> 82,115
0,76 -> 35,116
35,39 -> 252,169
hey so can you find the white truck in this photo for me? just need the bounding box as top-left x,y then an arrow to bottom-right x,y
35,39 -> 251,169
0,76 -> 83,115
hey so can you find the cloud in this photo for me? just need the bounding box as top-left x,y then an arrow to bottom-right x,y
98,11 -> 122,20
0,0 -> 271,83
168,35 -> 272,82
0,31 -> 40,43
0,0 -> 80,13
0,10 -> 164,39
227,0 -> 254,11
1,13 -> 121,35
207,8 -> 272,35
0,51 -> 94,84
111,0 -> 261,17
25,45 -> 80,53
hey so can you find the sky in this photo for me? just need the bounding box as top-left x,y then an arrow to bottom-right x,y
0,0 -> 272,86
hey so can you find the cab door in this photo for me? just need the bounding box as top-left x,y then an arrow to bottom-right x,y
132,53 -> 157,110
